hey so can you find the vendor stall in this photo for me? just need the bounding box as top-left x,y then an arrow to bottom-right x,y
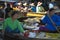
3,11 -> 60,40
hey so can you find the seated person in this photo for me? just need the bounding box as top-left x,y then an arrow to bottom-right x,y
36,2 -> 45,13
29,3 -> 36,12
4,10 -> 25,40
4,10 -> 24,33
40,8 -> 60,33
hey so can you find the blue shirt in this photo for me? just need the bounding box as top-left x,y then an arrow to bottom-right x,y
31,6 -> 36,12
57,15 -> 60,26
42,14 -> 60,31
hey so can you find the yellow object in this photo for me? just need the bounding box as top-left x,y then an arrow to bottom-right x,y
27,12 -> 46,17
0,6 -> 2,9
13,7 -> 20,11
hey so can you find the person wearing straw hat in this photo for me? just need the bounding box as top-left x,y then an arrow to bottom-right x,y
29,3 -> 36,12
41,8 -> 60,32
23,2 -> 28,14
36,1 -> 45,13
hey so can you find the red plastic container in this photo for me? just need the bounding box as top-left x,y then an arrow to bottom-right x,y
24,32 -> 29,38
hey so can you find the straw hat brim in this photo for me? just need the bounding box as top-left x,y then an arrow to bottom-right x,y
55,10 -> 60,13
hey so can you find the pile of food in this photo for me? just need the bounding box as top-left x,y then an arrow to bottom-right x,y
23,18 -> 40,29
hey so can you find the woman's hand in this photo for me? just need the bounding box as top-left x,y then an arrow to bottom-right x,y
24,30 -> 29,37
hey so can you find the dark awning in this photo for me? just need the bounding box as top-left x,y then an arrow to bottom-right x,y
0,0 -> 16,2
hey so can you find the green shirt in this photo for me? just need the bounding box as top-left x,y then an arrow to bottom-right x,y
4,18 -> 24,33
38,6 -> 45,12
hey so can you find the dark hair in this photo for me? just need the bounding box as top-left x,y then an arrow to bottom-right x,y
49,8 -> 55,12
10,10 -> 20,17
40,20 -> 45,25
7,4 -> 10,8
0,9 -> 4,18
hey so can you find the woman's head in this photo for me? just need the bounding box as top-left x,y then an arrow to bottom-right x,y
37,2 -> 42,6
49,8 -> 55,15
10,10 -> 20,19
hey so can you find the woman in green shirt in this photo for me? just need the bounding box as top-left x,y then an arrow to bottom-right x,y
4,10 -> 24,40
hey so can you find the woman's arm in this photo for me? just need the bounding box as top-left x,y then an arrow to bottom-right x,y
17,21 -> 24,33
